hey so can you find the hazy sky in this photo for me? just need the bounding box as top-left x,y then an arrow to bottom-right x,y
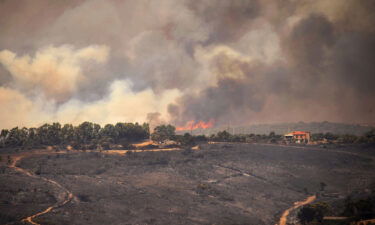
0,0 -> 374,128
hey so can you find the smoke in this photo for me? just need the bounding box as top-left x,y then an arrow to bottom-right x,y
0,0 -> 374,128
0,79 -> 180,129
187,0 -> 261,44
168,45 -> 291,125
146,112 -> 167,132
0,45 -> 109,102
0,87 -> 49,128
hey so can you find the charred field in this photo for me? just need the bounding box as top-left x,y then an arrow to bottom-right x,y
1,143 -> 375,225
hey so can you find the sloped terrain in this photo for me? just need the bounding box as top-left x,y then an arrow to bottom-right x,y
1,143 -> 374,225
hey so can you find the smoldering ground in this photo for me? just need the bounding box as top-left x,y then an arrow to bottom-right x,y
0,0 -> 374,128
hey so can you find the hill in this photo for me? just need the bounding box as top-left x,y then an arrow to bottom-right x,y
185,122 -> 375,136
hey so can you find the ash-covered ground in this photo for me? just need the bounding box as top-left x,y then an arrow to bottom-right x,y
1,143 -> 375,225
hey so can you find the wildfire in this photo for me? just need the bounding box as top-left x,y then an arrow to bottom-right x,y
176,119 -> 214,131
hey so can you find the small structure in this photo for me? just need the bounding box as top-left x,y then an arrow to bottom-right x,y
284,131 -> 311,143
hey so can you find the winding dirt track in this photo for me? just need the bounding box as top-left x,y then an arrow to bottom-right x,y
5,146 -> 195,225
5,143 -> 369,225
277,195 -> 316,225
8,151 -> 75,225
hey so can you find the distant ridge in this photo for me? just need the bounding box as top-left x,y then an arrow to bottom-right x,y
183,122 -> 375,136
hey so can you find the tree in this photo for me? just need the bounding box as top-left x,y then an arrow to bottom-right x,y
36,123 -> 62,145
298,205 -> 316,225
343,196 -> 374,220
339,134 -> 358,143
324,132 -> 338,141
216,130 -> 231,142
174,133 -> 195,147
101,124 -> 117,142
61,124 -> 75,144
111,122 -> 149,143
364,128 -> 375,143
298,202 -> 329,225
151,125 -> 175,143
76,122 -> 100,144
0,129 -> 9,147
312,133 -> 324,141
26,128 -> 39,147
6,127 -> 26,146
194,135 -> 208,142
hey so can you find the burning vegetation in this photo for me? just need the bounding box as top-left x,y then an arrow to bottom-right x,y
1,121 -> 375,151
175,120 -> 215,131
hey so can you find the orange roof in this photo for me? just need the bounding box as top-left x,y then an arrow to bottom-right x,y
292,131 -> 309,135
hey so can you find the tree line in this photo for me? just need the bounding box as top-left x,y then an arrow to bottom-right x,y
207,130 -> 375,144
1,122 -> 374,150
311,130 -> 375,144
153,126 -> 375,146
0,122 -> 149,149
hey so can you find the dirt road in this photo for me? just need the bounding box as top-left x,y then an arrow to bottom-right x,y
5,145 -> 193,225
277,195 -> 316,225
7,151 -> 75,225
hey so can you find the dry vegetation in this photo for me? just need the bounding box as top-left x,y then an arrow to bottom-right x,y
1,143 -> 375,225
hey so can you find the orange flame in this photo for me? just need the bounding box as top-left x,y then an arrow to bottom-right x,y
176,119 -> 214,131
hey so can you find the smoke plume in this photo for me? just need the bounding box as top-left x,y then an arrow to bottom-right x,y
0,0 -> 374,129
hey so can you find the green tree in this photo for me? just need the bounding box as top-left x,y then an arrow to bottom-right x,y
114,122 -> 149,143
26,128 -> 39,147
61,124 -> 75,144
76,122 -> 100,144
216,130 -> 232,142
101,124 -> 117,142
37,123 -> 62,145
174,133 -> 195,147
151,125 -> 175,143
6,127 -> 26,146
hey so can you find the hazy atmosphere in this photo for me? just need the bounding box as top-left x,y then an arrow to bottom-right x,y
1,2 -> 375,225
1,0 -> 374,128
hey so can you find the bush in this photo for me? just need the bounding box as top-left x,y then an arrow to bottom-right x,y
119,138 -> 134,150
77,194 -> 91,202
297,202 -> 330,225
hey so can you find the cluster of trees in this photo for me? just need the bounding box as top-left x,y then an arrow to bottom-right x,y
152,125 -> 375,145
312,129 -> 375,144
0,122 -> 150,149
205,129 -> 375,145
297,195 -> 375,225
151,126 -> 283,146
1,122 -> 374,150
151,125 -> 207,147
151,125 -> 176,143
342,196 -> 375,222
208,131 -> 283,143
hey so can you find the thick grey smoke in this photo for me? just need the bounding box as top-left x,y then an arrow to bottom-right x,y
169,0 -> 375,126
0,0 -> 374,128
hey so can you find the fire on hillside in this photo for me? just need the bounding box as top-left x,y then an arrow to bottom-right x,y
176,119 -> 214,131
